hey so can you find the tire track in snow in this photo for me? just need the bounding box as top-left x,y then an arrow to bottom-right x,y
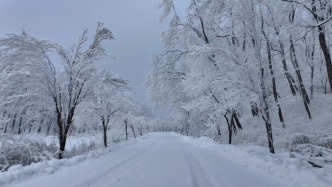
175,135 -> 216,187
73,135 -> 161,187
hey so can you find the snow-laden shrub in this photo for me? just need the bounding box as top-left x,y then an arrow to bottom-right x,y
323,139 -> 332,149
68,140 -> 99,158
0,135 -> 54,171
287,133 -> 332,157
0,152 -> 9,172
290,144 -> 332,157
291,134 -> 317,145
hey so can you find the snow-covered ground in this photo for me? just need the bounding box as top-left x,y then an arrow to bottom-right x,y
3,132 -> 328,187
179,133 -> 332,187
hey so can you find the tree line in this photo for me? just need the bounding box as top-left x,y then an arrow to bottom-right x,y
146,0 -> 332,153
0,23 -> 155,159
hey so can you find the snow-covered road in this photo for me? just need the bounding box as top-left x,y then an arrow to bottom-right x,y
5,133 -> 290,187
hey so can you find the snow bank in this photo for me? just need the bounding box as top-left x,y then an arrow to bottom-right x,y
177,133 -> 332,187
0,133 -> 151,185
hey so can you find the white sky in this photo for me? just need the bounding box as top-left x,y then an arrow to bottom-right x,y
0,0 -> 188,107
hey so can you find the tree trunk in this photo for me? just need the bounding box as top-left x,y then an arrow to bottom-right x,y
103,126 -> 107,147
290,33 -> 311,119
56,105 -> 65,159
125,120 -> 128,141
11,113 -> 17,132
233,112 -> 243,130
216,123 -> 222,137
318,27 -> 332,93
260,67 -> 275,154
262,15 -> 285,127
131,125 -> 136,139
138,127 -> 143,136
224,114 -> 232,144
18,116 -> 22,135
28,123 -> 32,133
278,39 -> 298,95
311,66 -> 314,99
231,113 -> 237,134
46,119 -> 52,136
59,137 -> 67,159
58,106 -> 75,159
4,123 -> 8,134
102,118 -> 108,147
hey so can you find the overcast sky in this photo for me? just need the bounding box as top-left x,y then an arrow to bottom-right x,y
0,0 -> 187,108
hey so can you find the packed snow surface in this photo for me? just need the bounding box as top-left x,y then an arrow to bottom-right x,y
1,132 -> 330,187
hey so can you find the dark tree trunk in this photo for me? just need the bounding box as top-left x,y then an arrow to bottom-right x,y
224,114 -> 232,144
318,27 -> 332,92
288,9 -> 311,119
103,126 -> 107,147
4,114 -> 10,133
46,119 -> 52,136
56,103 -> 64,159
269,50 -> 285,127
306,36 -> 315,99
11,113 -> 17,132
4,123 -> 8,134
311,66 -> 314,98
59,137 -> 67,159
233,112 -> 243,130
18,116 -> 22,135
131,125 -> 136,139
251,102 -> 259,117
125,120 -> 128,141
260,63 -> 275,154
216,123 -> 222,137
102,118 -> 108,147
271,13 -> 298,95
262,16 -> 285,127
290,35 -> 310,105
231,113 -> 237,134
279,41 -> 298,95
58,105 -> 75,159
138,127 -> 143,136
29,122 -> 33,133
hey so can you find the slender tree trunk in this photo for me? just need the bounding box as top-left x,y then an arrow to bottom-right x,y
216,123 -> 222,137
4,123 -> 8,133
11,113 -> 17,132
4,114 -> 10,133
138,127 -> 143,136
260,62 -> 275,154
18,116 -> 22,135
46,119 -> 52,136
125,120 -> 128,141
233,112 -> 243,130
56,106 -> 65,159
311,66 -> 314,98
102,118 -> 108,147
58,106 -> 75,159
103,126 -> 107,147
231,113 -> 237,134
28,122 -> 33,133
278,40 -> 298,95
290,34 -> 311,119
224,114 -> 232,144
262,14 -> 285,127
131,125 -> 136,139
318,27 -> 332,92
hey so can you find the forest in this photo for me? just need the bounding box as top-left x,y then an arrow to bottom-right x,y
0,23 -> 171,171
0,0 -> 332,182
147,0 -> 332,165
